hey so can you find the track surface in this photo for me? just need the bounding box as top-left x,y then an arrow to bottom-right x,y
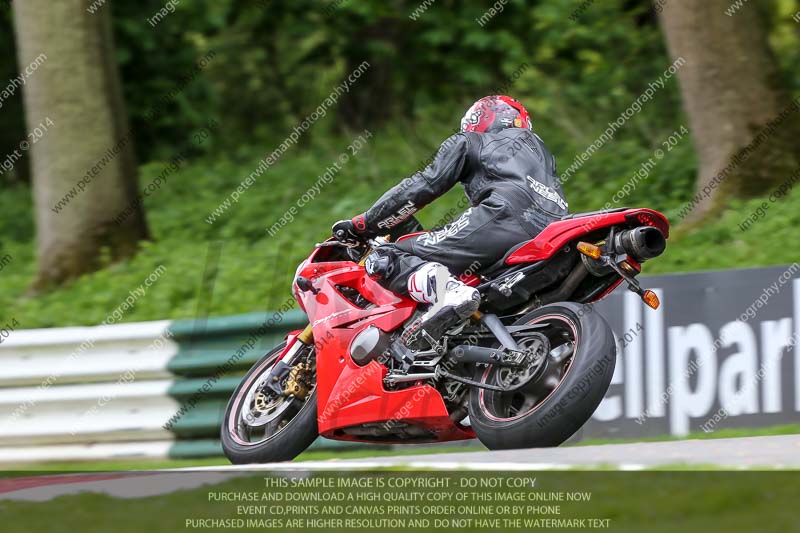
332,433 -> 800,469
358,433 -> 800,469
1,435 -> 797,501
196,434 -> 800,471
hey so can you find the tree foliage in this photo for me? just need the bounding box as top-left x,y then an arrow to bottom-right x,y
0,0 -> 798,305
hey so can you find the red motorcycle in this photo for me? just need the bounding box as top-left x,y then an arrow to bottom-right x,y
221,207 -> 669,463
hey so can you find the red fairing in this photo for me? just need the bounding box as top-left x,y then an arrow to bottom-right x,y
506,208 -> 669,265
295,250 -> 473,443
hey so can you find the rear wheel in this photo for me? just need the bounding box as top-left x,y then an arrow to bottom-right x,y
468,302 -> 615,449
221,341 -> 318,464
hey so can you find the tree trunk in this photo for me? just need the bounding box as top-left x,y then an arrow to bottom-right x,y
658,0 -> 800,222
13,0 -> 149,291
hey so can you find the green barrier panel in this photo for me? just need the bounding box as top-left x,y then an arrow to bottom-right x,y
166,376 -> 243,398
166,310 -> 308,377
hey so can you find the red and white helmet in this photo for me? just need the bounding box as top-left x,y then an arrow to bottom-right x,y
460,95 -> 532,133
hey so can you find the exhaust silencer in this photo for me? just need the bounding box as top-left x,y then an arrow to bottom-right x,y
613,226 -> 666,261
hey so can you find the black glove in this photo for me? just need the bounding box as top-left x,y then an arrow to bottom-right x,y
332,216 -> 367,246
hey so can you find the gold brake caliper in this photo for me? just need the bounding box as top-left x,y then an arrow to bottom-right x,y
283,362 -> 313,399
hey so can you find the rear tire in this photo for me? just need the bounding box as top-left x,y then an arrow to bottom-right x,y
468,302 -> 615,450
221,342 -> 319,464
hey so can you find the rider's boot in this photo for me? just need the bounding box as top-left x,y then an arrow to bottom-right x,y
401,262 -> 480,350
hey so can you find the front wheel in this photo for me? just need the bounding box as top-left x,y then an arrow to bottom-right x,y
221,341 -> 319,464
468,302 -> 616,450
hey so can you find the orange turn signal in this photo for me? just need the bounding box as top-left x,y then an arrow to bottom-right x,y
577,241 -> 602,259
642,290 -> 660,310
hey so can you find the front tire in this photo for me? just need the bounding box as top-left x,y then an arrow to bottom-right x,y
468,302 -> 616,450
221,341 -> 319,464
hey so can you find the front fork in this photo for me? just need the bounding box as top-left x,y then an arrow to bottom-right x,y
262,324 -> 314,396
296,323 -> 314,345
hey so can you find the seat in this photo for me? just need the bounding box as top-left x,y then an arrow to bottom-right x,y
480,208 -> 630,276
560,207 -> 628,220
480,241 -> 531,276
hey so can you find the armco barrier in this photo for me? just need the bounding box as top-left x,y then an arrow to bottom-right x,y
2,264 -> 799,463
0,310 -> 364,464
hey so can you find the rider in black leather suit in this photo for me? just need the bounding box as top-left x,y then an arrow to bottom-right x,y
333,95 -> 569,348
